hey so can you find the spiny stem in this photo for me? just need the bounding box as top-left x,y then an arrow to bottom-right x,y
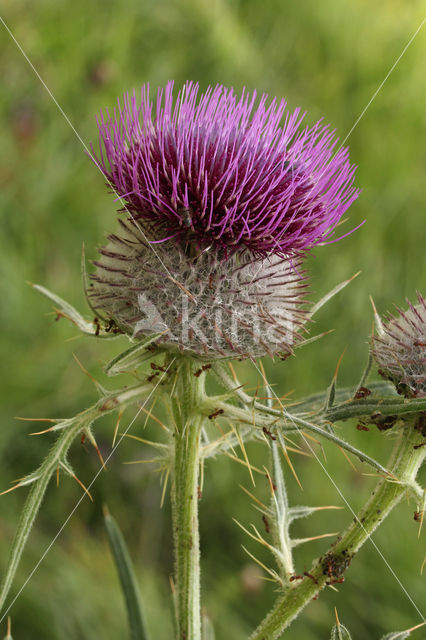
169,358 -> 207,640
0,422 -> 79,614
0,382 -> 151,614
249,422 -> 426,640
200,398 -> 390,476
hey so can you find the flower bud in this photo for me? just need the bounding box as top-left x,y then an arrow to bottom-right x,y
371,294 -> 426,397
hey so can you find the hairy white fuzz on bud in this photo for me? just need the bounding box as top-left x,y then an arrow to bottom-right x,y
88,219 -> 308,359
371,294 -> 426,397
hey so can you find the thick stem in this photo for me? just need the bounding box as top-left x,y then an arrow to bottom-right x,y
250,423 -> 425,640
170,358 -> 206,640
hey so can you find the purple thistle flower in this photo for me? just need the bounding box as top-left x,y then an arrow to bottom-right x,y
371,294 -> 426,398
92,81 -> 360,259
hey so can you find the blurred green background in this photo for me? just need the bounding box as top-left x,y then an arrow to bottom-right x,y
0,1 -> 425,638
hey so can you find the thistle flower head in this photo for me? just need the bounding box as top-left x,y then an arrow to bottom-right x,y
89,219 -> 308,359
371,294 -> 426,397
89,82 -> 360,359
92,81 -> 360,259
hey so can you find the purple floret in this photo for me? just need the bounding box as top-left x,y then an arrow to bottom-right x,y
92,81 -> 360,258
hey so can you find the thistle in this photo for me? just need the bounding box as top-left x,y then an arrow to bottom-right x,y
372,294 -> 426,398
90,81 -> 360,358
8,81 -> 424,640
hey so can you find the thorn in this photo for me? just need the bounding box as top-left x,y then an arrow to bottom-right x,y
227,361 -> 238,383
333,346 -> 348,381
29,425 -> 59,435
16,416 -> 57,422
253,378 -> 260,400
6,616 -> 12,638
239,484 -> 267,510
421,556 -> 425,576
255,388 -> 295,406
72,353 -> 103,390
67,470 -> 93,501
122,434 -> 168,450
258,359 -> 268,388
0,482 -> 23,496
286,445 -> 311,458
369,296 -> 385,336
334,606 -> 340,626
224,451 -> 262,474
241,545 -> 281,583
169,575 -> 176,594
112,410 -> 123,447
405,622 -> 425,634
86,431 -> 107,471
301,430 -> 327,462
417,506 -> 424,539
56,466 -> 60,487
136,404 -> 169,432
279,445 -> 303,490
124,458 -> 165,465
295,532 -> 338,544
338,446 -> 357,471
160,468 -> 170,508
233,424 -> 255,487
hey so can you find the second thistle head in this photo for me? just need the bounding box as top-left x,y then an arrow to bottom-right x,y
371,294 -> 426,398
89,81 -> 360,359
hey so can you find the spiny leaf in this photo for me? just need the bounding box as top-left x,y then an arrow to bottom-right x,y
0,383 -> 152,613
30,282 -> 114,338
295,329 -> 335,350
289,505 -> 343,522
291,532 -> 338,547
104,507 -> 150,640
330,622 -> 352,639
324,348 -> 347,410
104,334 -> 166,376
59,461 -> 93,501
380,623 -> 425,639
310,271 -> 360,318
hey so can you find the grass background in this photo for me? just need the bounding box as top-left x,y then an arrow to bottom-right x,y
0,1 -> 425,638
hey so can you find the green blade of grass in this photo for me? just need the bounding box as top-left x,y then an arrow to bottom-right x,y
103,507 -> 149,640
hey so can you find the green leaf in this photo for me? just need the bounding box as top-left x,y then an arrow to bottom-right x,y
104,507 -> 149,640
330,622 -> 352,639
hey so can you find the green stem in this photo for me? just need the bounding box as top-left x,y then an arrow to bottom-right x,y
170,358 -> 206,640
249,423 -> 425,640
